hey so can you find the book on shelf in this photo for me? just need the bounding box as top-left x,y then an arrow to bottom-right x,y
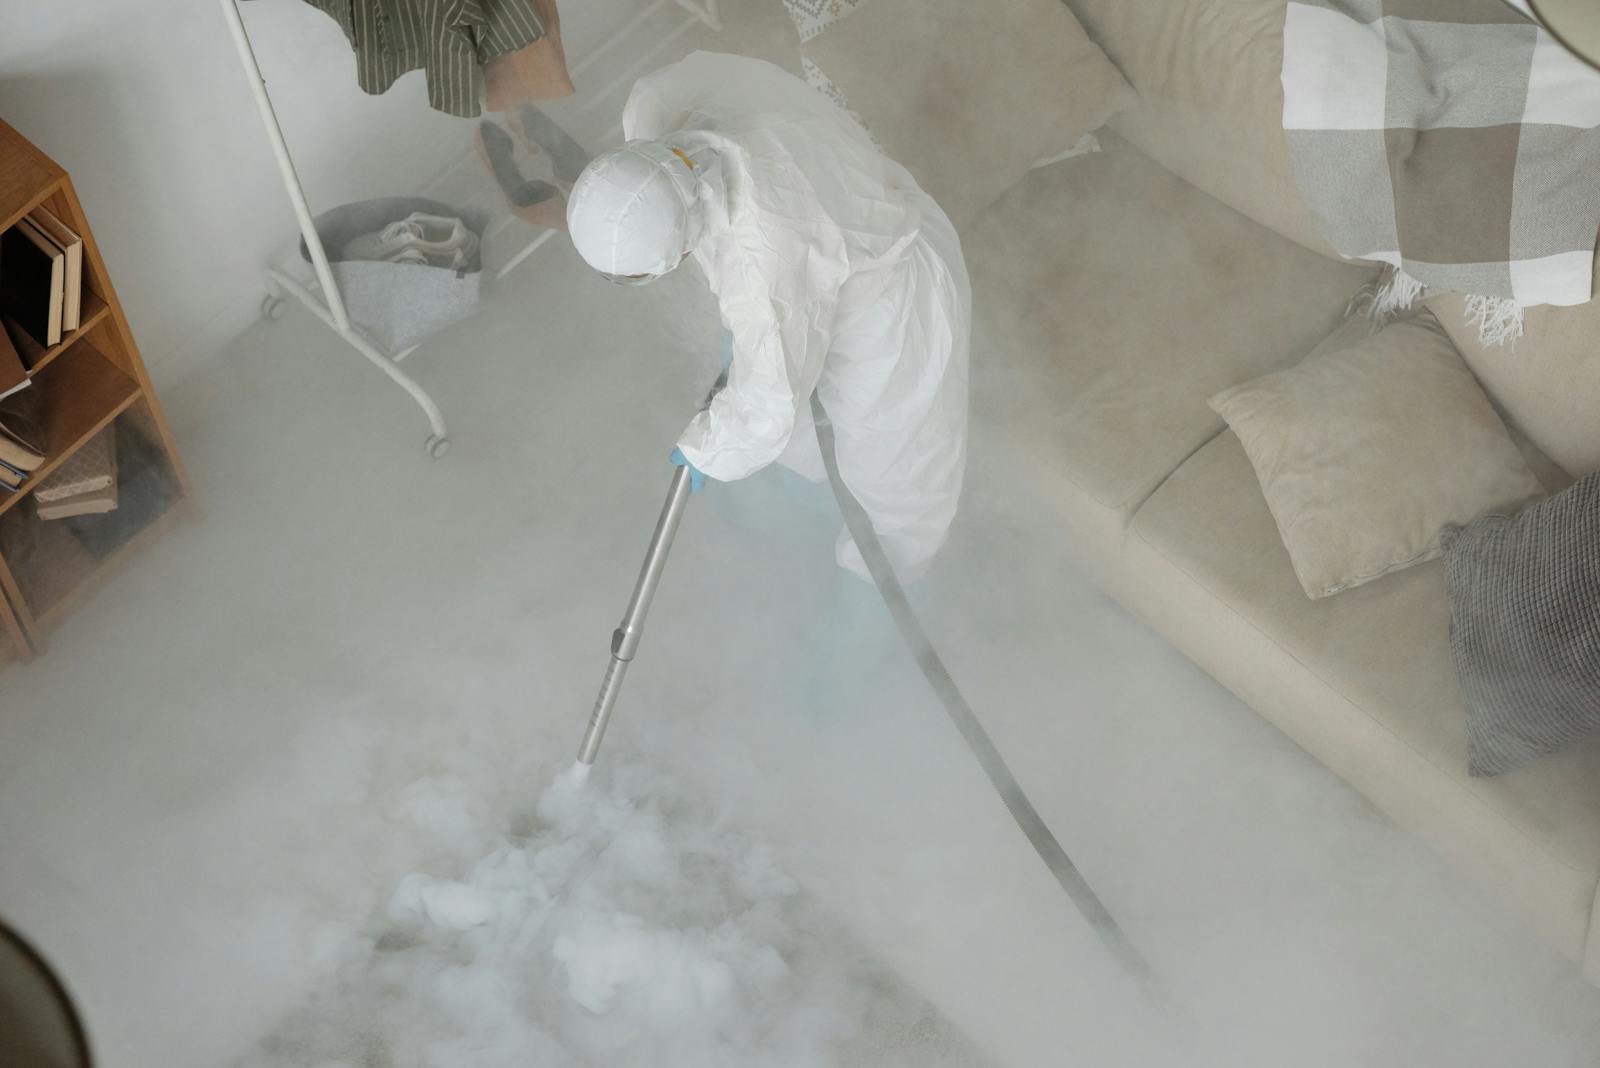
0,219 -> 65,348
0,432 -> 42,476
0,462 -> 22,491
27,207 -> 83,332
0,388 -> 45,459
0,382 -> 44,474
0,323 -> 29,401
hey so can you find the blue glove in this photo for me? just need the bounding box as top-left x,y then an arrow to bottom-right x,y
670,448 -> 707,493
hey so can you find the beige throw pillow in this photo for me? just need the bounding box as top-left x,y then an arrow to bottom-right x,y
803,0 -> 1136,228
1209,311 -> 1545,599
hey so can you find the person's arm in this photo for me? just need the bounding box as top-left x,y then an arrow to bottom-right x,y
677,245 -> 845,481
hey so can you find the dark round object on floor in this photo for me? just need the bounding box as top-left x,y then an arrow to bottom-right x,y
0,919 -> 92,1067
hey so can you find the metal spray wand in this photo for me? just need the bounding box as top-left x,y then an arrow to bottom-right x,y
573,463 -> 695,768
573,373 -> 724,771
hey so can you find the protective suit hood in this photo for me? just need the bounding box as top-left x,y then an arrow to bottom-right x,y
566,138 -> 717,280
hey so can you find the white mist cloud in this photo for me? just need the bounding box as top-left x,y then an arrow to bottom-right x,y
240,761 -> 872,1068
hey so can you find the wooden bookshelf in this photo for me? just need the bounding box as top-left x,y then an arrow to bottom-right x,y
10,290 -> 111,377
0,579 -> 26,664
0,118 -> 192,663
0,342 -> 139,519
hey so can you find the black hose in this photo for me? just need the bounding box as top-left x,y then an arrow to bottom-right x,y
811,394 -> 1159,995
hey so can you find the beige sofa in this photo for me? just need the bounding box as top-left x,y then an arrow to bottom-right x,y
960,0 -> 1600,982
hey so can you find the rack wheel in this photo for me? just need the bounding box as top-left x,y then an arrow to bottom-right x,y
261,296 -> 286,321
425,435 -> 451,459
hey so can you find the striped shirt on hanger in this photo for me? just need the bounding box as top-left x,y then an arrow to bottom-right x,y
299,0 -> 547,117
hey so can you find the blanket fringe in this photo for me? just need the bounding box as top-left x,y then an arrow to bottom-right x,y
1462,294 -> 1524,347
1347,265 -> 1425,327
1347,267 -> 1526,347
1372,266 -> 1425,319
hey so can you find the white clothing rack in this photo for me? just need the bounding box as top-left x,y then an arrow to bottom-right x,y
218,0 -> 722,459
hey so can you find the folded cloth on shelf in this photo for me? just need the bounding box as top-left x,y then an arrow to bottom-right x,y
1281,0 -> 1600,343
293,0 -> 547,117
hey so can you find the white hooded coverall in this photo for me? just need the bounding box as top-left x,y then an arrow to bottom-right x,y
624,52 -> 971,578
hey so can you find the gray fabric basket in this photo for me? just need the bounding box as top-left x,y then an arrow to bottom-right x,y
301,197 -> 488,353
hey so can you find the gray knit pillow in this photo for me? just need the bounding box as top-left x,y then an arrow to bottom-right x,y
1442,473 -> 1600,776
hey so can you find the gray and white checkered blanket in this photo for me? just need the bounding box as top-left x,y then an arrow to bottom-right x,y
1282,0 -> 1600,342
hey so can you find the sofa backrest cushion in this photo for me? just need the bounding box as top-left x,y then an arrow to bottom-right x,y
1064,0 -> 1335,259
1426,294 -> 1600,479
805,0 -> 1136,229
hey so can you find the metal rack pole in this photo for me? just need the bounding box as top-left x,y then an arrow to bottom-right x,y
218,0 -> 452,458
219,0 -> 724,452
218,0 -> 350,331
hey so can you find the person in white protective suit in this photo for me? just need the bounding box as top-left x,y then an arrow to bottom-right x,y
566,51 -> 970,579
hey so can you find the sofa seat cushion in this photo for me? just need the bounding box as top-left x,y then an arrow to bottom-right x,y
964,135 -> 1371,555
1066,0 -> 1336,259
1119,432 -> 1600,957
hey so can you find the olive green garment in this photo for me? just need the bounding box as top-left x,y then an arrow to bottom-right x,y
299,0 -> 547,117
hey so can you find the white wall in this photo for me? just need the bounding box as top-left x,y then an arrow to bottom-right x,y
0,0 -> 679,383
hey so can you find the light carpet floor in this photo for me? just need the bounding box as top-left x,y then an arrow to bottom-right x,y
0,217 -> 1598,1067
